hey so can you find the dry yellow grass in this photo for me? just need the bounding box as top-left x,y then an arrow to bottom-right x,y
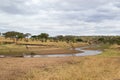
0,56 -> 120,80
0,37 -> 120,80
0,57 -> 72,80
0,37 -> 88,48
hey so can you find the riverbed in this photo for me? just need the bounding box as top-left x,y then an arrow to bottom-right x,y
24,47 -> 102,58
0,47 -> 102,58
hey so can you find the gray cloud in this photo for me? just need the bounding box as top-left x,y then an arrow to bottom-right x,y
0,0 -> 120,36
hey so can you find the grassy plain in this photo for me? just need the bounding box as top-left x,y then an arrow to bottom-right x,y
0,56 -> 120,80
0,37 -> 120,80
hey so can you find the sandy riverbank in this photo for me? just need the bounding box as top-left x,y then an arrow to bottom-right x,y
27,47 -> 83,55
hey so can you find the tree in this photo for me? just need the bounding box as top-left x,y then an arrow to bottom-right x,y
3,31 -> 17,39
116,37 -> 120,45
64,36 -> 75,43
3,31 -> 25,43
38,33 -> 49,42
76,38 -> 83,42
56,35 -> 64,41
31,35 -> 38,41
24,33 -> 31,38
24,33 -> 31,42
16,33 -> 25,40
0,32 -> 2,36
98,37 -> 105,43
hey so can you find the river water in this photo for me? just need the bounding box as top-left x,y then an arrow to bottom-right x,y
23,47 -> 102,58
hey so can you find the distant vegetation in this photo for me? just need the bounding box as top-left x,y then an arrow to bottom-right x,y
0,31 -> 120,45
0,31 -> 120,55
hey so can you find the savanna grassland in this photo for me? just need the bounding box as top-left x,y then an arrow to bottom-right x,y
0,36 -> 87,56
0,53 -> 120,80
0,34 -> 120,80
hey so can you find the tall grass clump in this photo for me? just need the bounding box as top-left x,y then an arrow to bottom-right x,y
99,44 -> 120,57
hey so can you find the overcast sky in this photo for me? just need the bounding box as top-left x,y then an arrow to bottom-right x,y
0,0 -> 120,36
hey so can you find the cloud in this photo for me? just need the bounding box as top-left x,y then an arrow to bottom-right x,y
0,0 -> 120,36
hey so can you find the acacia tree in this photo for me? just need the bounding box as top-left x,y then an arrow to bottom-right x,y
24,33 -> 31,42
56,35 -> 64,42
64,36 -> 76,50
3,31 -> 25,43
38,33 -> 49,42
64,36 -> 76,43
31,35 -> 38,41
76,38 -> 83,42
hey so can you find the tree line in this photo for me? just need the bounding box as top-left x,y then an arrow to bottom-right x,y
0,31 -> 82,43
0,31 -> 120,45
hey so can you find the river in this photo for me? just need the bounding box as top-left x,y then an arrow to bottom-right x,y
23,47 -> 102,58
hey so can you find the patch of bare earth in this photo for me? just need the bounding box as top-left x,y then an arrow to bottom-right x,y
28,47 -> 82,55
